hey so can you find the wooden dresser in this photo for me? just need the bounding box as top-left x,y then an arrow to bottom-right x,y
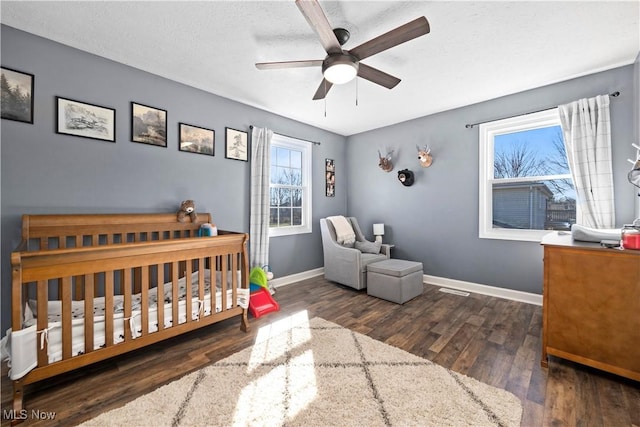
541,232 -> 640,381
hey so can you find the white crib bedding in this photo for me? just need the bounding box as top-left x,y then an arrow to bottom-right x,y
1,270 -> 249,381
23,269 -> 235,325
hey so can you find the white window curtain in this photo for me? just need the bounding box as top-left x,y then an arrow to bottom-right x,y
558,95 -> 615,228
250,126 -> 273,268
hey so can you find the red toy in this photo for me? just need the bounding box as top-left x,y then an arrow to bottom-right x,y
248,287 -> 280,318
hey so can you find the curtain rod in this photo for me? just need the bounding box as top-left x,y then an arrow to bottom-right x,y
464,91 -> 620,129
249,125 -> 321,145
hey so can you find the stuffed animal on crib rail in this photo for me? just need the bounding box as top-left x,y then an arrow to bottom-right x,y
416,145 -> 433,168
177,199 -> 198,223
378,149 -> 394,172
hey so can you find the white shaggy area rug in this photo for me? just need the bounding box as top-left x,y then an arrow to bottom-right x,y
81,316 -> 523,427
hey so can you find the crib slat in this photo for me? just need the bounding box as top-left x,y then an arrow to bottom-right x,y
61,277 -> 72,359
36,280 -> 48,367
231,252 -> 238,308
105,272 -> 114,347
172,262 -> 179,327
157,264 -> 164,332
198,258 -> 205,318
141,267 -> 149,335
84,274 -> 95,354
124,268 -> 132,341
221,255 -> 228,312
185,261 -> 192,323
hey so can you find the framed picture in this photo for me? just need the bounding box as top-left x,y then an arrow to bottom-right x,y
225,127 -> 249,161
325,158 -> 335,197
179,123 -> 215,156
1,66 -> 34,124
131,102 -> 167,147
56,97 -> 116,142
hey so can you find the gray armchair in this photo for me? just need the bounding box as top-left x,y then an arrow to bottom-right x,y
320,217 -> 390,290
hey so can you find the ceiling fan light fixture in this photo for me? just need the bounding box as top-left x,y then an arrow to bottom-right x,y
322,53 -> 359,84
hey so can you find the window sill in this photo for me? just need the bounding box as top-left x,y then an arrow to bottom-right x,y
479,229 -> 552,242
269,225 -> 312,237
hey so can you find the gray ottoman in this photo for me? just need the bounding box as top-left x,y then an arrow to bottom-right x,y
367,259 -> 424,304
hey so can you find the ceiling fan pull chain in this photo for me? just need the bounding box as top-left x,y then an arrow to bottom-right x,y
356,77 -> 359,107
324,80 -> 327,117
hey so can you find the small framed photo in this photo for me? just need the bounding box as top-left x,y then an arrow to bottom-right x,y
225,127 -> 249,161
1,66 -> 34,124
131,102 -> 167,147
325,158 -> 335,197
179,123 -> 215,156
56,96 -> 115,142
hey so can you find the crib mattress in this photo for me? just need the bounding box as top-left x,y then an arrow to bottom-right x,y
1,270 -> 249,380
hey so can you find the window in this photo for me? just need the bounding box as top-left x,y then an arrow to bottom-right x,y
269,133 -> 312,237
479,109 -> 575,241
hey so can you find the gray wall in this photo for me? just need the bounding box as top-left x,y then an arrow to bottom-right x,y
0,25 -> 348,333
346,65 -> 637,294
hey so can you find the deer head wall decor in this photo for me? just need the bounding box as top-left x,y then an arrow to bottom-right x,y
416,145 -> 433,168
378,149 -> 394,172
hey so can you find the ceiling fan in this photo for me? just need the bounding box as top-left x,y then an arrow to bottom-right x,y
255,0 -> 430,100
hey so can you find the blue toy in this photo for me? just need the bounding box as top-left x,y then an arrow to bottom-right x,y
197,223 -> 217,237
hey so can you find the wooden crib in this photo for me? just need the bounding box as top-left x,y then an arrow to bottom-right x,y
7,213 -> 250,419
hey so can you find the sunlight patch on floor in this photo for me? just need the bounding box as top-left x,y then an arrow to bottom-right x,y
233,311 -> 317,425
248,310 -> 311,371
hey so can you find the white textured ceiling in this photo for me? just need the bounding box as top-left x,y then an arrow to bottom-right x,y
1,1 -> 639,136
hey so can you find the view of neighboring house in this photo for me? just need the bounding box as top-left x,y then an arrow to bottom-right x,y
493,182 -> 576,231
493,182 -> 554,230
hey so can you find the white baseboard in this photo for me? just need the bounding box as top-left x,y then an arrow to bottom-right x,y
270,267 -> 324,288
423,274 -> 542,306
274,267 -> 542,306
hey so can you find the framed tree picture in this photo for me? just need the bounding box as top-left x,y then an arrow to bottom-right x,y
131,102 -> 167,147
225,127 -> 249,161
56,97 -> 116,142
1,66 -> 34,124
179,123 -> 215,156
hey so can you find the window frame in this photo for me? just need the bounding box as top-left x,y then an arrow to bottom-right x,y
478,108 -> 572,242
268,133 -> 312,237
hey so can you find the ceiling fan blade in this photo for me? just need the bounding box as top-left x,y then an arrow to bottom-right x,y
312,78 -> 333,100
295,0 -> 342,55
256,60 -> 323,70
357,63 -> 401,89
349,16 -> 430,61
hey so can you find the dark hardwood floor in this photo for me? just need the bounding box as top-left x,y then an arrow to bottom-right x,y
2,276 -> 639,426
